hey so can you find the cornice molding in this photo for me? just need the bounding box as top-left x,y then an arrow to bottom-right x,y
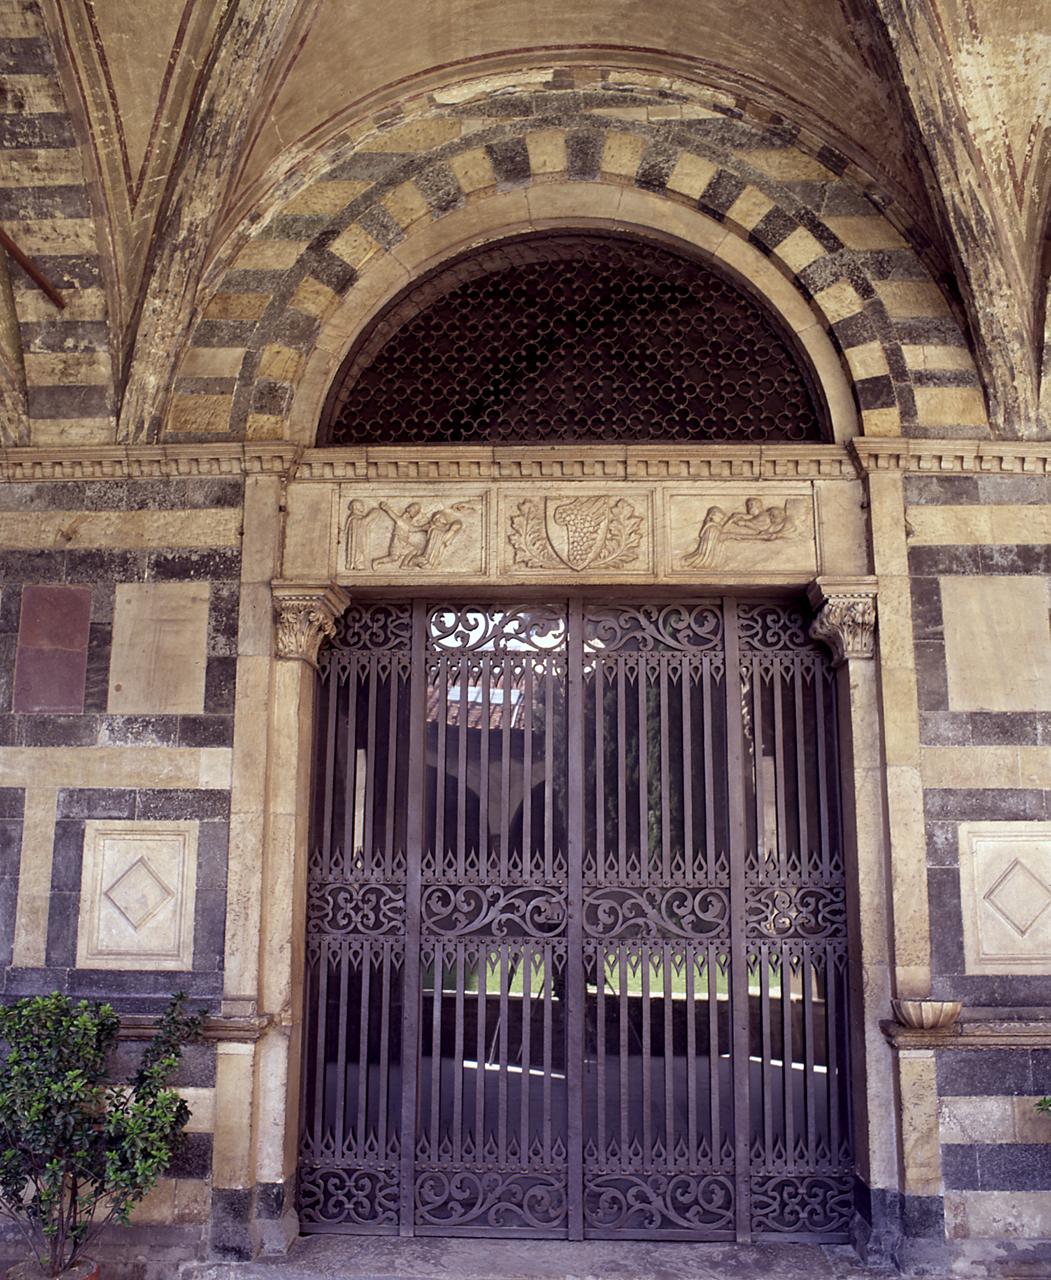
852,440 -> 1051,474
881,1018 -> 1051,1051
4,439 -> 1050,484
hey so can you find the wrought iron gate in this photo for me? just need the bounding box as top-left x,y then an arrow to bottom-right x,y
299,599 -> 853,1241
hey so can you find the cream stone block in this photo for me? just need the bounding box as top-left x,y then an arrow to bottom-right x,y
0,746 -> 231,791
816,481 -> 869,574
233,239 -> 305,270
947,1190 -> 1051,1240
338,486 -> 488,578
739,149 -> 834,180
259,343 -> 302,382
290,275 -> 338,318
0,509 -> 240,551
109,582 -> 210,714
898,1052 -> 941,1196
885,764 -> 931,988
382,180 -> 431,229
23,351 -> 111,384
878,667 -> 920,768
725,187 -> 775,231
900,343 -> 976,373
3,148 -> 83,187
909,505 -> 1051,545
179,347 -> 246,379
939,1094 -> 1016,1144
180,1086 -> 216,1133
959,821 -> 1051,974
131,1177 -> 176,1225
11,787 -> 57,968
357,117 -> 461,153
525,129 -> 566,175
875,280 -> 949,318
29,420 -> 115,446
860,407 -> 902,436
245,413 -> 286,440
8,218 -> 96,255
913,385 -> 987,427
16,287 -> 106,323
76,820 -> 198,971
942,576 -> 1051,711
203,292 -> 269,321
213,1042 -> 255,1187
282,485 -> 337,579
283,180 -> 371,215
774,226 -> 826,273
328,223 -> 384,271
167,393 -> 233,435
600,131 -> 646,178
844,342 -> 890,380
824,217 -> 907,250
665,152 -> 717,200
173,1178 -> 210,1224
812,279 -> 864,324
665,487 -> 816,576
448,147 -> 496,193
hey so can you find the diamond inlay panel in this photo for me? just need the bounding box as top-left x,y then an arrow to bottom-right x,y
959,823 -> 1051,974
77,821 -> 198,971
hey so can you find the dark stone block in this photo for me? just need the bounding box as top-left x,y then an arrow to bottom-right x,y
919,712 -> 970,746
20,320 -> 109,354
57,788 -> 136,819
357,204 -> 404,250
148,548 -> 241,581
19,712 -> 97,746
168,1132 -> 213,1179
204,656 -> 237,715
909,577 -> 943,639
480,91 -> 535,118
926,819 -> 960,867
416,161 -> 461,214
251,379 -> 293,417
981,544 -> 1051,575
937,1048 -> 1033,1096
854,374 -> 896,411
0,583 -> 21,631
208,583 -> 240,652
697,169 -> 746,218
907,544 -> 982,576
135,790 -> 231,821
18,584 -> 90,650
797,206 -> 843,252
486,137 -> 530,185
26,382 -> 110,420
193,320 -> 256,347
0,789 -> 24,819
0,634 -> 14,712
634,140 -> 677,193
176,376 -> 238,397
902,1193 -> 944,1239
969,712 -> 1044,746
185,478 -> 244,510
0,876 -> 18,967
98,715 -> 179,747
816,144 -> 848,175
927,867 -> 965,975
976,475 -> 1051,505
193,888 -> 228,970
196,821 -> 229,883
108,1038 -> 216,1088
749,208 -> 797,252
50,819 -> 85,892
832,311 -> 876,350
3,967 -> 70,995
0,37 -> 56,75
1029,1051 -> 1051,1095
0,716 -> 15,746
178,715 -> 234,748
924,788 -> 1048,822
64,548 -> 142,582
45,889 -> 78,967
13,647 -> 89,714
913,639 -> 948,711
940,1144 -> 980,1190
565,129 -> 602,180
0,112 -> 74,149
212,1186 -> 252,1225
0,822 -> 22,875
66,969 -> 221,999
0,549 -> 66,582
255,1181 -> 286,1220
978,1144 -> 1051,1190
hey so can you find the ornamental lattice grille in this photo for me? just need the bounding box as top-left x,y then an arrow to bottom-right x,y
320,233 -> 827,446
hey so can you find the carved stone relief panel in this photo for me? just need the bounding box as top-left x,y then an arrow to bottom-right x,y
665,486 -> 817,576
76,820 -> 198,971
336,488 -> 488,577
958,822 -> 1051,974
279,469 -> 852,586
499,488 -> 653,576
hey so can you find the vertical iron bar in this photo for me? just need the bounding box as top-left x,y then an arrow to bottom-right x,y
321,667 -> 338,874
475,948 -> 488,1156
398,600 -> 427,1235
363,659 -> 379,867
498,943 -> 509,1165
682,657 -> 695,879
781,944 -> 794,1171
662,940 -> 674,1159
637,660 -> 648,882
659,657 -> 671,881
479,655 -> 491,881
435,655 -> 448,878
723,598 -> 752,1241
523,659 -> 534,883
357,941 -> 372,1155
452,944 -> 465,1164
378,942 -> 392,1156
343,660 -> 360,868
499,656 -> 512,882
521,941 -> 533,1158
793,660 -> 808,880
595,652 -> 606,884
566,597 -> 585,1238
456,656 -> 469,881
686,945 -> 698,1169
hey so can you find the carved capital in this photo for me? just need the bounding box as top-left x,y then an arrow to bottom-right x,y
272,581 -> 350,666
807,576 -> 877,666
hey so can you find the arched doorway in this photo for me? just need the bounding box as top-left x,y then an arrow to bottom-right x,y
297,232 -> 852,1243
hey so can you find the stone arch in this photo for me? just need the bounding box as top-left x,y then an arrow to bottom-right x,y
168,66 -> 987,443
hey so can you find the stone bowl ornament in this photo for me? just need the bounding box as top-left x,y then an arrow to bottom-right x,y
0,993 -> 201,1280
891,998 -> 962,1029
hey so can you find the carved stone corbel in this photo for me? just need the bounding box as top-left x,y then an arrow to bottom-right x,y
272,581 -> 350,667
806,576 -> 877,667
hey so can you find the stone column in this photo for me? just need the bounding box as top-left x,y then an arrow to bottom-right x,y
808,578 -> 902,1244
248,581 -> 347,1255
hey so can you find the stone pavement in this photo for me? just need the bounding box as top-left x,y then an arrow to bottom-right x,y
182,1236 -> 920,1280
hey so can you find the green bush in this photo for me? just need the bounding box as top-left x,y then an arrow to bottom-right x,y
0,992 -> 202,1278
